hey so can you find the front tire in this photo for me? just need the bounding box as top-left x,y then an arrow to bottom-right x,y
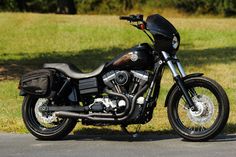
167,76 -> 229,141
22,96 -> 77,140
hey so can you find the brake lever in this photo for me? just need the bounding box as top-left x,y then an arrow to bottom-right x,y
131,23 -> 146,30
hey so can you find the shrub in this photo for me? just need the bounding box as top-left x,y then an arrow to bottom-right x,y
0,0 -> 18,11
172,0 -> 236,16
0,0 -> 235,16
26,0 -> 57,13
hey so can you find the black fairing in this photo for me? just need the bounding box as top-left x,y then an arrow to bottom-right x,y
105,43 -> 154,70
146,14 -> 180,54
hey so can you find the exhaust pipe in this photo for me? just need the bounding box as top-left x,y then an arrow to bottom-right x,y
54,111 -> 88,119
54,85 -> 148,122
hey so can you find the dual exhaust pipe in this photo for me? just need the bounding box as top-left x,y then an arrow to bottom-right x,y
54,85 -> 148,122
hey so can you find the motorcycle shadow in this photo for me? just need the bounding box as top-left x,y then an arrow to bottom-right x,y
64,128 -> 179,142
180,134 -> 236,143
59,128 -> 236,142
63,133 -> 236,143
65,134 -> 179,142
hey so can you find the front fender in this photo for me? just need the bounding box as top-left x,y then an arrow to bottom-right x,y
164,73 -> 203,107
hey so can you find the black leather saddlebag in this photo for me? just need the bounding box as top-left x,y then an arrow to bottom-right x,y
19,69 -> 57,97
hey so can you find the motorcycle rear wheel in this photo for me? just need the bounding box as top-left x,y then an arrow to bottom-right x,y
167,76 -> 229,141
22,95 -> 77,140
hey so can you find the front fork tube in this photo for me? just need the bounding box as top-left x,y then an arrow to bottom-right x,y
161,51 -> 197,111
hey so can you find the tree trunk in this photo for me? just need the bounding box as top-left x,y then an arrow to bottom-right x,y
16,0 -> 27,11
57,0 -> 77,14
57,0 -> 66,14
124,0 -> 134,10
67,0 -> 77,14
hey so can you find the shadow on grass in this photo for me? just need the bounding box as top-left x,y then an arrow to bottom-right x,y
178,47 -> 236,66
0,47 -> 124,80
0,46 -> 236,80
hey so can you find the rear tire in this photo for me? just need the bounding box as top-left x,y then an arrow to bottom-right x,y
22,95 -> 77,140
167,76 -> 229,141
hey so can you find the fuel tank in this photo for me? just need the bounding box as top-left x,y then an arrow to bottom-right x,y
105,43 -> 154,70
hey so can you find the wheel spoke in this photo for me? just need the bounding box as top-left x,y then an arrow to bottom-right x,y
176,86 -> 219,135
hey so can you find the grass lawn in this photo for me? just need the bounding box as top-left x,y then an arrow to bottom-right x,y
0,13 -> 236,134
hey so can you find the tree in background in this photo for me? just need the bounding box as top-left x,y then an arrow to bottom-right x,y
0,0 -> 76,14
223,0 -> 236,16
172,0 -> 236,16
0,0 -> 236,16
0,0 -> 18,11
76,0 -> 136,14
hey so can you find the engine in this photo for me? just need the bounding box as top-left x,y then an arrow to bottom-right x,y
102,70 -> 149,94
85,70 -> 148,113
87,70 -> 149,113
88,97 -> 126,113
83,70 -> 150,125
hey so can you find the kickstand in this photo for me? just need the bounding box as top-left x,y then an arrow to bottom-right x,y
132,124 -> 141,138
121,125 -> 130,135
120,124 -> 141,138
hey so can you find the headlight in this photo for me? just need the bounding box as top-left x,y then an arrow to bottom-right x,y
172,35 -> 179,49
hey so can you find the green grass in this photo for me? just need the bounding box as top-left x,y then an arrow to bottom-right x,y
0,13 -> 236,134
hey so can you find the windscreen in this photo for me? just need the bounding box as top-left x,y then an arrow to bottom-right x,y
146,14 -> 178,39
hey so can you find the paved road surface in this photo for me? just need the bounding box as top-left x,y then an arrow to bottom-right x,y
0,133 -> 236,157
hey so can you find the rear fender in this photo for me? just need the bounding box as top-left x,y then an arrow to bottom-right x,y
164,73 -> 203,107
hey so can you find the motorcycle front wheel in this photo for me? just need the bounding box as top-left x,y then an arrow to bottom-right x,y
22,95 -> 77,140
167,76 -> 229,141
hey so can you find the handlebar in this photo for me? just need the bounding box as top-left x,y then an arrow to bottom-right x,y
119,14 -> 153,42
119,16 -> 131,20
119,14 -> 143,22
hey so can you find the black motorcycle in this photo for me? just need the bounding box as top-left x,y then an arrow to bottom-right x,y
19,14 -> 229,141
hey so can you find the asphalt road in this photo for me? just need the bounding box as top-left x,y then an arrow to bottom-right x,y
0,133 -> 236,157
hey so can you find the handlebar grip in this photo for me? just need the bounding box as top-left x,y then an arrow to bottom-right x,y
119,14 -> 144,22
119,16 -> 131,20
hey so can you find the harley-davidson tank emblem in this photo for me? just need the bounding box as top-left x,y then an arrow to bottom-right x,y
113,51 -> 138,66
130,52 -> 138,62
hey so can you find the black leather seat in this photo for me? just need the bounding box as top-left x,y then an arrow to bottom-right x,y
43,63 -> 105,79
